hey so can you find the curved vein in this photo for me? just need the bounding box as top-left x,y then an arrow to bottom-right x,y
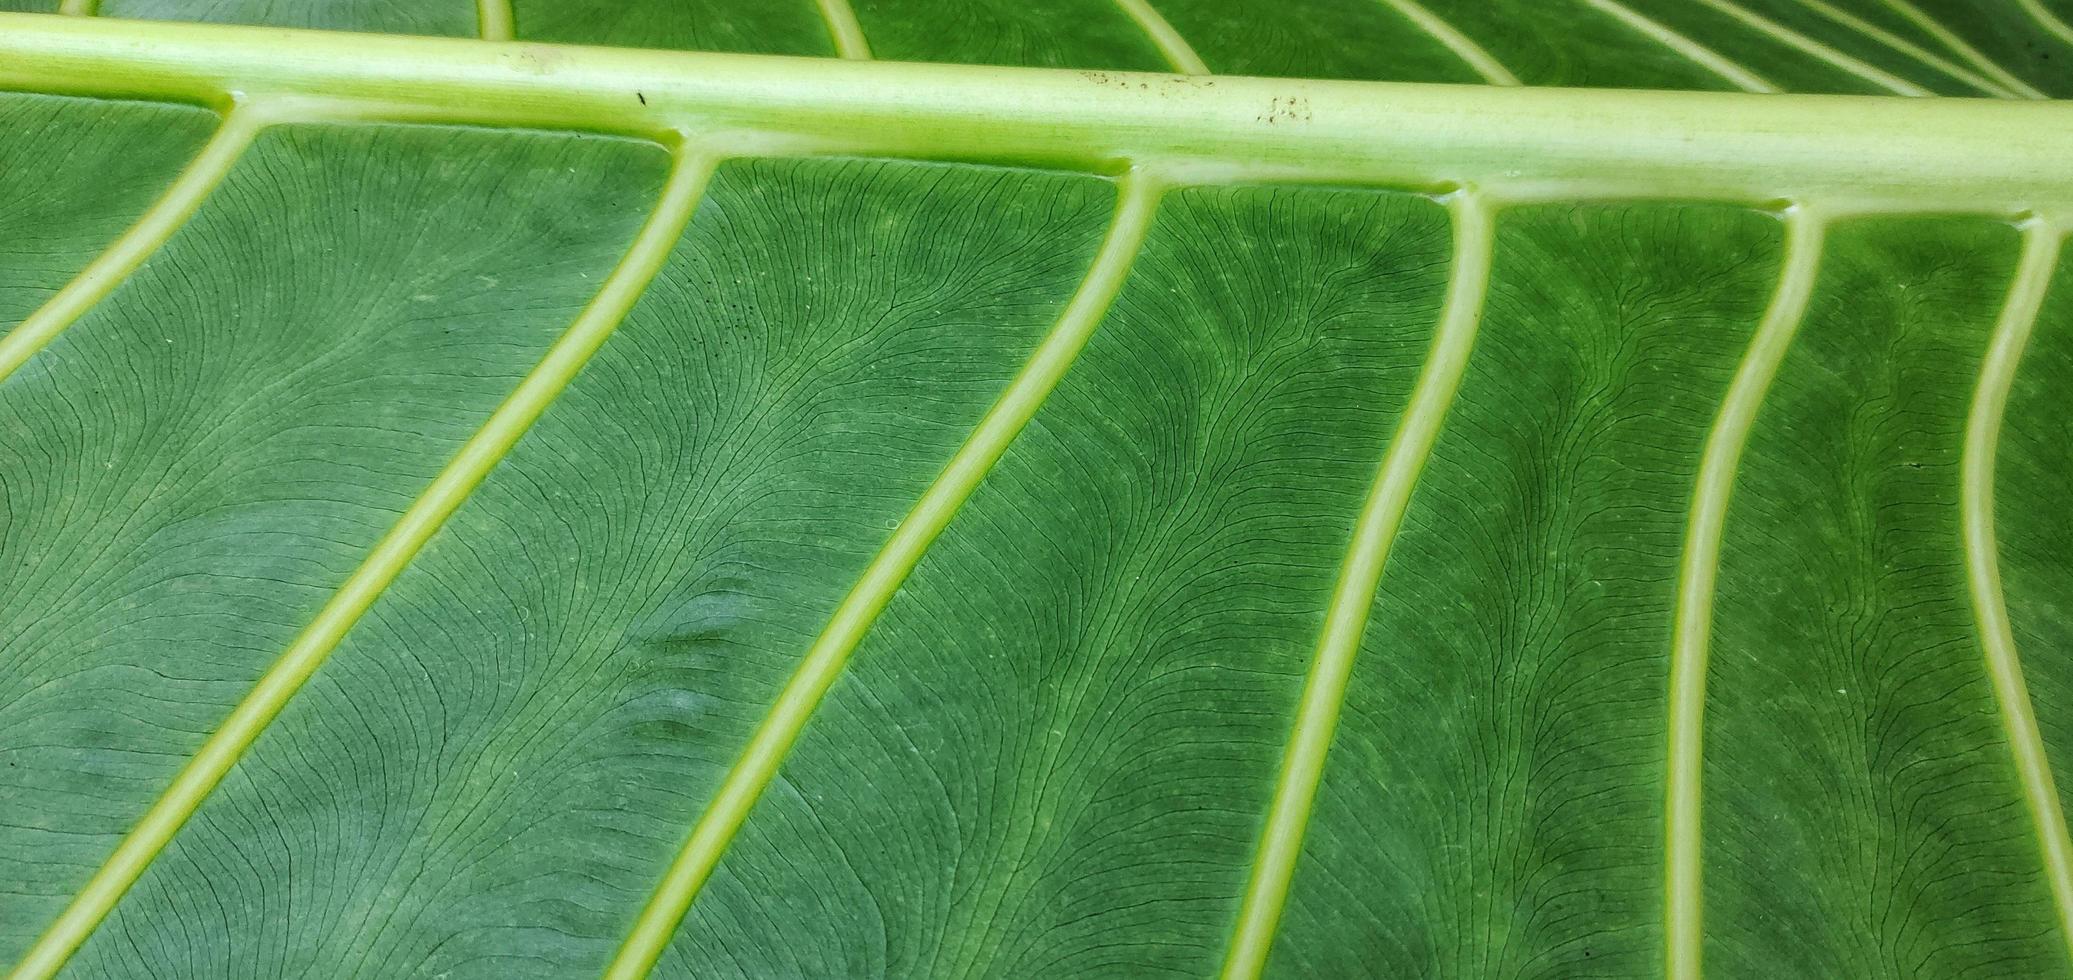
1875,0 -> 2045,98
1962,220 -> 2073,964
0,107 -> 259,385
3,142 -> 718,980
1220,191 -> 1494,980
1585,0 -> 1777,93
1664,210 -> 1825,980
1788,0 -> 2016,97
477,0 -> 514,41
1110,0 -> 1209,74
1378,0 -> 1520,85
600,174 -> 1163,980
54,0 -> 95,14
2017,0 -> 2073,47
1696,0 -> 1930,95
816,0 -> 872,60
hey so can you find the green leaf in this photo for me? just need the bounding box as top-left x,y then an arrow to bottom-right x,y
1,3 -> 2072,979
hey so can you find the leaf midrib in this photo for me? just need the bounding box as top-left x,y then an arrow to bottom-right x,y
6,10 -> 2073,980
4,14 -> 2073,210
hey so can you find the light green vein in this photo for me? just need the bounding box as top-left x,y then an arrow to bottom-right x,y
1875,0 -> 2045,98
1584,0 -> 1778,93
1962,219 -> 2073,966
54,0 -> 95,14
816,0 -> 872,60
477,0 -> 515,41
1664,209 -> 1825,980
600,173 -> 1163,980
1788,0 -> 2016,98
1111,0 -> 1209,74
0,106 -> 258,385
1696,0 -> 1930,95
3,141 -> 718,980
1220,191 -> 1495,980
1377,0 -> 1520,85
2017,0 -> 2073,47
11,15 -> 2073,211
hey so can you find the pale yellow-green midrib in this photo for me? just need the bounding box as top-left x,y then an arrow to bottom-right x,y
8,16 -> 2073,210
0,9 -> 2064,977
600,172 -> 1163,980
1963,220 -> 2073,968
3,138 -> 719,980
1220,191 -> 1495,980
1663,209 -> 1825,980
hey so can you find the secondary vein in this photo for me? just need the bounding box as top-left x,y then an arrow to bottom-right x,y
1220,191 -> 1494,980
1696,0 -> 1931,96
0,106 -> 259,385
1962,219 -> 2073,966
600,173 -> 1163,980
477,0 -> 515,41
1788,0 -> 2017,98
1664,209 -> 1825,980
1875,0 -> 2045,98
1110,0 -> 1210,74
816,0 -> 873,60
1585,0 -> 1778,93
2,140 -> 717,980
2017,0 -> 2073,47
1377,0 -> 1520,86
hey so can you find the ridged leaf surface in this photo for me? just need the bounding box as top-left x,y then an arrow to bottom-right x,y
2,2 -> 2073,978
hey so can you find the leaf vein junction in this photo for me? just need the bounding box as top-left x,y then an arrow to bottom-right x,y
1961,219 -> 2073,966
1664,208 -> 1825,980
0,105 -> 259,385
1221,190 -> 1495,980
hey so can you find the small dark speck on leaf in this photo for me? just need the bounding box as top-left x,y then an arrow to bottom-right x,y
637,91 -> 647,105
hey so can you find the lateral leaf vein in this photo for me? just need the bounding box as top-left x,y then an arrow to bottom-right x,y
1664,209 -> 1826,980
600,172 -> 1165,980
1220,190 -> 1495,980
2,141 -> 718,980
1961,220 -> 2073,965
0,106 -> 259,385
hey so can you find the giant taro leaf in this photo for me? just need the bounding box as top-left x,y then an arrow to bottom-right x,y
2,1 -> 2073,978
